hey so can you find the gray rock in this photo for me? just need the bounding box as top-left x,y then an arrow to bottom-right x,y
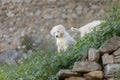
11,0 -> 24,3
76,5 -> 82,15
2,0 -> 10,5
113,48 -> 120,56
9,28 -> 14,32
0,43 -> 6,53
57,69 -> 80,78
31,36 -> 41,48
114,56 -> 120,59
26,12 -> 34,17
35,10 -> 41,16
84,71 -> 104,80
24,0 -> 32,3
72,61 -> 101,73
0,33 -> 2,38
102,54 -> 114,66
114,56 -> 120,63
42,9 -> 59,19
61,14 -> 68,19
47,0 -> 56,2
114,58 -> 120,63
104,64 -> 120,78
88,48 -> 100,62
0,49 -> 23,65
57,0 -> 66,6
90,5 -> 99,10
83,7 -> 88,14
65,76 -> 86,80
6,11 -> 15,17
72,13 -> 78,19
99,37 -> 120,54
0,29 -> 2,38
107,78 -> 114,80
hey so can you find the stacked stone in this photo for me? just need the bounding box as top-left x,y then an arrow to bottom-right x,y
99,37 -> 120,80
57,48 -> 103,80
57,37 -> 120,80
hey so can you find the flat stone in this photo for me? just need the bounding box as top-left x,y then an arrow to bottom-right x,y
102,54 -> 114,66
104,64 -> 120,78
72,13 -> 78,19
114,58 -> 120,63
0,43 -> 6,53
84,71 -> 104,80
113,48 -> 120,56
61,14 -> 68,19
107,78 -> 114,80
88,48 -> 100,62
72,61 -> 101,73
6,11 -> 15,17
35,10 -> 41,16
114,56 -> 120,59
0,49 -> 23,65
114,57 -> 120,63
11,0 -> 24,3
2,0 -> 10,5
99,37 -> 120,54
65,76 -> 86,80
76,5 -> 82,15
42,9 -> 58,19
91,5 -> 99,10
47,0 -> 56,2
57,69 -> 80,78
24,0 -> 32,3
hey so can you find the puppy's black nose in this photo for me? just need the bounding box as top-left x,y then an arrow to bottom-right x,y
56,35 -> 58,37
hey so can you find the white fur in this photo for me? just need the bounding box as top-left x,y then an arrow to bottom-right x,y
71,20 -> 104,37
50,25 -> 76,52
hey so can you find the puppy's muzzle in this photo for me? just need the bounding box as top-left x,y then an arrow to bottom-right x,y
56,35 -> 58,38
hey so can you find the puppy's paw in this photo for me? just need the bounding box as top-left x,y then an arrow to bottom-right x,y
71,27 -> 75,31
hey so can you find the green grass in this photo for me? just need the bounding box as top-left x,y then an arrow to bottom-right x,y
115,69 -> 120,80
0,3 -> 120,80
0,49 -> 83,80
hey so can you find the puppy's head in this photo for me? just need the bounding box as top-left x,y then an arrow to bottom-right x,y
50,25 -> 65,38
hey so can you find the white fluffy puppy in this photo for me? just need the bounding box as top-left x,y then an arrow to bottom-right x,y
50,25 -> 76,52
71,20 -> 104,37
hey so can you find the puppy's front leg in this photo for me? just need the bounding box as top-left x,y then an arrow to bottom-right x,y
57,42 -> 61,52
64,45 -> 68,52
58,47 -> 61,52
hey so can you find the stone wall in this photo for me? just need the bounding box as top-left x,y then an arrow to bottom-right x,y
0,0 -> 119,53
57,37 -> 120,80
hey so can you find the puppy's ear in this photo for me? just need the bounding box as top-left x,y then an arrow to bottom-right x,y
58,25 -> 66,33
50,28 -> 54,36
58,25 -> 65,30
